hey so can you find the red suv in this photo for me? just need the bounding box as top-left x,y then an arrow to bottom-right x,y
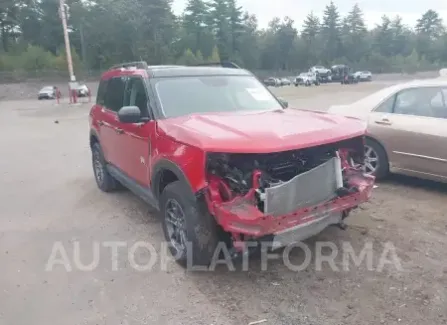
89,61 -> 375,267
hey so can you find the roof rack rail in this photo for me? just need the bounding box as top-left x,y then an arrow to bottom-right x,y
192,61 -> 241,69
109,61 -> 148,70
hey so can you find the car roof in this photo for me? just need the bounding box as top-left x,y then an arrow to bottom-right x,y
101,63 -> 252,80
352,78 -> 447,107
149,66 -> 250,78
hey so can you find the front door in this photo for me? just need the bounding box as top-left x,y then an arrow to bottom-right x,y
119,76 -> 154,186
98,76 -> 127,168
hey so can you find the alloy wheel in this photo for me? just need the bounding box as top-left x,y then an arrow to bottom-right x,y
364,145 -> 379,174
165,198 -> 187,255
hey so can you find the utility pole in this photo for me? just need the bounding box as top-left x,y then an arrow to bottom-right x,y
80,22 -> 87,67
59,0 -> 75,82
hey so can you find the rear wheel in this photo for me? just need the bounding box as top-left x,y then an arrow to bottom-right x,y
364,138 -> 389,179
91,142 -> 120,192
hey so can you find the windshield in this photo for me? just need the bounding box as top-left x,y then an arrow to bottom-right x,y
152,75 -> 283,118
41,86 -> 53,91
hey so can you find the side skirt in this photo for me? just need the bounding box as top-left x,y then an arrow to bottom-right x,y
106,164 -> 159,211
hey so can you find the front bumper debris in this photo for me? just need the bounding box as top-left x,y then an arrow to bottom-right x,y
208,170 -> 375,244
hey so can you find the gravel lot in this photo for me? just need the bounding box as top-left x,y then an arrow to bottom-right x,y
0,80 -> 446,325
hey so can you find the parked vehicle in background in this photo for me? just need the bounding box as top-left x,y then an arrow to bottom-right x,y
263,77 -> 280,87
327,78 -> 447,182
280,78 -> 291,86
294,72 -> 319,86
89,60 -> 374,267
37,86 -> 57,100
75,83 -> 90,97
341,72 -> 359,84
354,71 -> 372,81
330,65 -> 351,82
310,65 -> 332,83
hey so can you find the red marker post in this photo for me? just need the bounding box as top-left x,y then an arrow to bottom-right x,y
56,87 -> 61,104
71,88 -> 77,104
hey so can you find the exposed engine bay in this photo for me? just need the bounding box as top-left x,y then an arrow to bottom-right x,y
206,136 -> 365,214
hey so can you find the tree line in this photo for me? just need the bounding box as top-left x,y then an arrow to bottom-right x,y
1,0 -> 447,78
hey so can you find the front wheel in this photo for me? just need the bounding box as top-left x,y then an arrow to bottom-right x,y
160,181 -> 219,267
364,138 -> 389,179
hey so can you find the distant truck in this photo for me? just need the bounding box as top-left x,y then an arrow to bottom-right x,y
331,65 -> 359,84
294,72 -> 320,86
309,65 -> 332,83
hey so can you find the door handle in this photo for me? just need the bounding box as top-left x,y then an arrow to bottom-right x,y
98,120 -> 104,126
374,118 -> 392,125
115,128 -> 124,134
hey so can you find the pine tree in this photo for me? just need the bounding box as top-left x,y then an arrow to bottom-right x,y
321,1 -> 341,62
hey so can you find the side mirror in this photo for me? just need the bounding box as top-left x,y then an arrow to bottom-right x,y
118,106 -> 141,123
278,98 -> 288,108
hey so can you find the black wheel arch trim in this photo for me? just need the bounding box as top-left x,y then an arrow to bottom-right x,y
151,159 -> 196,200
89,129 -> 100,148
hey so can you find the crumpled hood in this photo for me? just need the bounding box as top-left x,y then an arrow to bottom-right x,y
157,109 -> 367,153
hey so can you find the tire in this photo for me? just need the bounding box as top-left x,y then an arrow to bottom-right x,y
160,181 -> 219,268
91,142 -> 120,192
364,138 -> 389,179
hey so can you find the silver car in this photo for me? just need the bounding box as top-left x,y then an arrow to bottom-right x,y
38,86 -> 57,100
327,77 -> 447,183
354,71 -> 372,81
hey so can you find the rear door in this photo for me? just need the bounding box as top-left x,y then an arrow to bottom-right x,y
99,76 -> 127,168
370,86 -> 447,177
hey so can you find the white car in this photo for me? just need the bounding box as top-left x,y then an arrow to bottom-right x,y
310,65 -> 331,75
280,78 -> 291,86
76,84 -> 89,97
294,72 -> 319,86
37,86 -> 57,100
354,71 -> 372,81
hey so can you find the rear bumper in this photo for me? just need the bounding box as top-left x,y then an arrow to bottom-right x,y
38,94 -> 53,99
209,170 -> 374,239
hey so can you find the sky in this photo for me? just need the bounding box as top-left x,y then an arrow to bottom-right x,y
171,0 -> 447,30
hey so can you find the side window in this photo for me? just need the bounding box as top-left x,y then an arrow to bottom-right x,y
394,87 -> 444,118
374,94 -> 395,113
96,80 -> 108,105
104,77 -> 126,112
123,77 -> 149,117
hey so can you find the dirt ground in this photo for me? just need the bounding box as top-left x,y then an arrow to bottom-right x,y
0,80 -> 446,325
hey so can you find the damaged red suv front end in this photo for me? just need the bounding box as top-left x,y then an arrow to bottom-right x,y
203,136 -> 374,251
158,107 -> 375,253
